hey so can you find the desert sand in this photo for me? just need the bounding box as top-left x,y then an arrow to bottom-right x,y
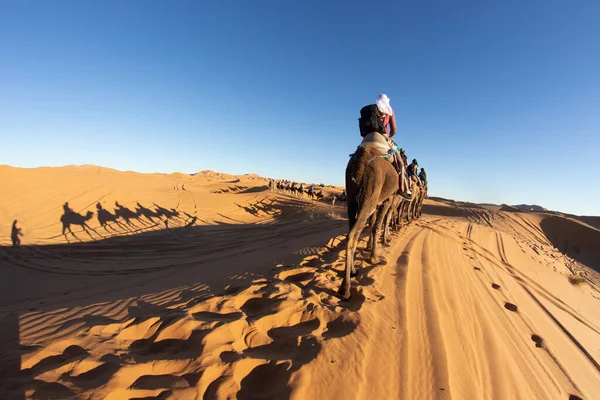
0,164 -> 599,400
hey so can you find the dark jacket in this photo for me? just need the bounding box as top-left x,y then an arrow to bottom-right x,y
407,162 -> 418,177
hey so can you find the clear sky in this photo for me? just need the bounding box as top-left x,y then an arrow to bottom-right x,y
1,1 -> 598,215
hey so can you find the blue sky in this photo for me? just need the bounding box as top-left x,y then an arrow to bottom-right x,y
1,1 -> 598,215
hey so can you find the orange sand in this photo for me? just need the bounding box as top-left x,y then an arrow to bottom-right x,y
0,165 -> 598,399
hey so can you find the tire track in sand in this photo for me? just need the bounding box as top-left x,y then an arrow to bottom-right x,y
400,223 -> 451,399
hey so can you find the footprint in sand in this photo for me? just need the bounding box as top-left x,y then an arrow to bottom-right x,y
323,315 -> 358,339
504,302 -> 518,312
531,334 -> 544,348
128,329 -> 206,361
474,267 -> 481,271
130,373 -> 198,390
25,345 -> 89,377
240,297 -> 282,321
569,395 -> 584,400
61,360 -> 120,388
192,311 -> 243,323
492,283 -> 501,290
267,319 -> 320,340
279,269 -> 314,284
237,361 -> 292,399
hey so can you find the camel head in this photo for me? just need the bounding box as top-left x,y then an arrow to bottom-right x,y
85,211 -> 94,220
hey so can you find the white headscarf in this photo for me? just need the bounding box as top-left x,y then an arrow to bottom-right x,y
376,94 -> 394,116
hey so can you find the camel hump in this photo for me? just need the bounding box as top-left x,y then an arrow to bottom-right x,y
358,132 -> 392,154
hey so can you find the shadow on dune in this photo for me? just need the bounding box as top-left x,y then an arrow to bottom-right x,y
540,215 -> 600,271
60,202 -> 97,242
52,200 -> 197,243
234,197 -> 282,217
0,191 -> 360,398
0,200 -> 353,398
421,203 -> 474,219
210,185 -> 249,194
577,216 -> 600,230
0,313 -> 22,399
237,185 -> 269,194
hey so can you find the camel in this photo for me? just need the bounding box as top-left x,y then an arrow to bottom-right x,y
406,178 -> 422,222
340,145 -> 399,300
415,186 -> 427,218
61,209 -> 94,236
332,192 -> 347,207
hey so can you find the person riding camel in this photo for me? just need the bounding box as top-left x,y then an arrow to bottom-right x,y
399,148 -> 408,168
375,94 -> 411,200
407,159 -> 420,186
418,167 -> 428,188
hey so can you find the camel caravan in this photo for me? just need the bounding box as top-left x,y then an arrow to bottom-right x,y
339,95 -> 428,300
269,179 -> 327,201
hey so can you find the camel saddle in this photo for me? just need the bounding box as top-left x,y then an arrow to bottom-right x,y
357,132 -> 396,163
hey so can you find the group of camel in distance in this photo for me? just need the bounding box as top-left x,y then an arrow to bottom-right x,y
269,179 -> 327,201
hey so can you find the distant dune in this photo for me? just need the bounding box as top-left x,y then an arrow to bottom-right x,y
0,165 -> 598,400
514,204 -> 548,212
540,215 -> 600,271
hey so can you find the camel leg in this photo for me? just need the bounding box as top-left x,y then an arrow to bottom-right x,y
390,197 -> 402,233
391,200 -> 401,231
408,197 -> 416,222
383,203 -> 394,244
367,211 -> 377,253
340,195 -> 379,300
371,199 -> 393,264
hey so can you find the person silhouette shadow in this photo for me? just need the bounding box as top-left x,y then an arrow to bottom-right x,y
11,220 -> 23,248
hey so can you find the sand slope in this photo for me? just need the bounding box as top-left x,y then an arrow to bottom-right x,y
0,165 -> 599,400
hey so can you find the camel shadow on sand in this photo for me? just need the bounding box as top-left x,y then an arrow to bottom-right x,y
0,197 -> 376,399
57,200 -> 193,243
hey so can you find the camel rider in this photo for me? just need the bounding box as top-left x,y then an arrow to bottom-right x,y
375,94 -> 411,200
418,168 -> 428,188
399,148 -> 408,167
407,159 -> 419,185
377,94 -> 397,136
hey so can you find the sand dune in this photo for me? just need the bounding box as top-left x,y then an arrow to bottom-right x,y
1,165 -> 599,399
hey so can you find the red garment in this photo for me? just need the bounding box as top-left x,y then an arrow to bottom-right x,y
382,112 -> 397,136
